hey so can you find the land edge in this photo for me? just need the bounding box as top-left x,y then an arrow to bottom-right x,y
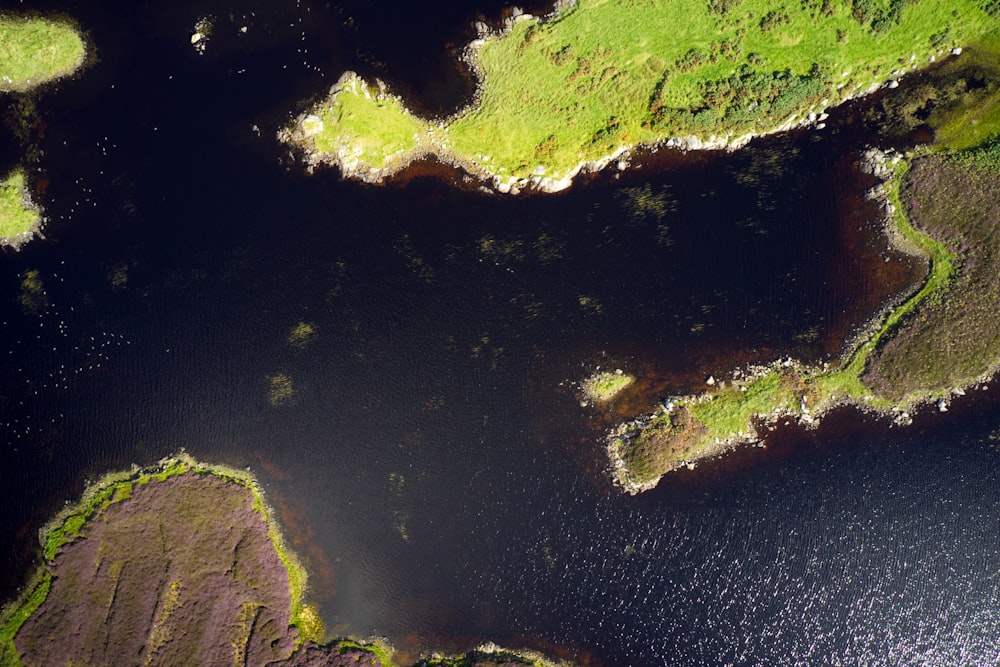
605,146 -> 995,495
1,13 -> 93,251
0,12 -> 91,94
0,170 -> 44,251
279,3 -> 961,195
0,452 -> 571,667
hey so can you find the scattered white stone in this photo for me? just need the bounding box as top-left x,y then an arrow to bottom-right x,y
706,376 -> 715,386
301,115 -> 324,136
938,400 -> 948,412
953,47 -> 963,56
191,16 -> 213,54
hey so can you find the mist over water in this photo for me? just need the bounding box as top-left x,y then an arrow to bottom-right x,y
2,1 -> 1000,665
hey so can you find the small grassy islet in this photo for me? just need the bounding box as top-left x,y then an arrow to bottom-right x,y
581,370 -> 634,403
288,0 -> 999,189
0,15 -> 86,93
0,170 -> 41,247
1,15 -> 86,249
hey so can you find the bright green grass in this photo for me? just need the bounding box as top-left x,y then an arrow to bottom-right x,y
311,74 -> 430,172
0,16 -> 85,93
334,639 -> 397,667
0,170 -> 40,242
582,370 -> 634,402
299,0 -> 997,183
0,571 -> 50,667
688,370 -> 803,440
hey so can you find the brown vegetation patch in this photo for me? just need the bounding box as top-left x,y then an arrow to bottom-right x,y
621,406 -> 708,482
864,153 -> 1000,397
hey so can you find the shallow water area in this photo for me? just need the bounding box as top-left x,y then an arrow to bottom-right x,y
2,1 -> 1000,665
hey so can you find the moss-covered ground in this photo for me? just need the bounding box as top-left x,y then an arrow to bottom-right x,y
0,170 -> 40,246
0,15 -> 85,93
289,0 -> 998,187
581,370 -> 634,403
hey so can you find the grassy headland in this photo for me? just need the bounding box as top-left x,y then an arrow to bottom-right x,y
0,455 -> 571,667
607,33 -> 1000,493
0,170 -> 40,248
610,138 -> 1000,493
0,15 -> 86,93
285,0 -> 998,190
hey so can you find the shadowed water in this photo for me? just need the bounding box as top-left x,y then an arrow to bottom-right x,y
2,1 -> 999,665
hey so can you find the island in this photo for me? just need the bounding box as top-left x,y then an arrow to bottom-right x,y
580,369 -> 634,405
0,170 -> 40,250
0,14 -> 87,249
281,0 -> 998,192
608,46 -> 1000,492
0,455 -> 568,667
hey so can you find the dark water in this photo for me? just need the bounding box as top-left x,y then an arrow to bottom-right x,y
3,1 -> 1000,665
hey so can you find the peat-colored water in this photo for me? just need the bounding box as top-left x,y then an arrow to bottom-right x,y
3,1 -> 1000,665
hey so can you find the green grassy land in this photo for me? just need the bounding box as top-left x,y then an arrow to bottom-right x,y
293,0 -> 998,185
581,370 -> 634,402
0,170 -> 40,243
0,16 -> 85,92
611,33 -> 1000,491
611,152 -> 974,489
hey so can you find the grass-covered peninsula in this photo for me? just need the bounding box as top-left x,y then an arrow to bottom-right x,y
607,38 -> 1000,493
0,15 -> 86,93
284,0 -> 998,191
0,455 -> 569,667
609,139 -> 1000,493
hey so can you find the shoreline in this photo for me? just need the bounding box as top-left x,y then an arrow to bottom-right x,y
0,453 -> 572,667
0,13 -> 89,94
0,169 -> 44,251
606,146 -> 999,495
281,0 -> 979,194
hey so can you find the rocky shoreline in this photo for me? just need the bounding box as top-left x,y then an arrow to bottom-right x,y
606,147 -> 996,495
280,2 -> 964,195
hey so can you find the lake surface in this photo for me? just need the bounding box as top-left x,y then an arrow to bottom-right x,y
3,1 -> 1000,665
